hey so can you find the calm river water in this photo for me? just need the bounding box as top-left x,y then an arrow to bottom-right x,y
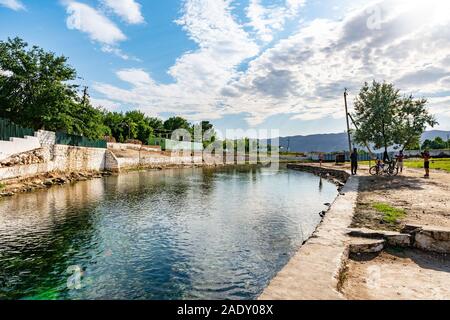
0,165 -> 337,300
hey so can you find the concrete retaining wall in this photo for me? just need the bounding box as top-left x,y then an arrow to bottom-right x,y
107,142 -> 161,152
404,149 -> 450,157
116,154 -> 203,170
34,130 -> 56,146
0,145 -> 107,181
0,136 -> 41,161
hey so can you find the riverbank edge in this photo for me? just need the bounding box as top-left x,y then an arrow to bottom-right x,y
0,161 -> 274,199
0,161 -> 234,199
259,163 -> 358,300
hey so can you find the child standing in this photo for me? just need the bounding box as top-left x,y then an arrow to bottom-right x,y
395,150 -> 405,174
422,150 -> 431,178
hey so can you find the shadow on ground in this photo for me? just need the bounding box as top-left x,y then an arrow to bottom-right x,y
350,248 -> 450,273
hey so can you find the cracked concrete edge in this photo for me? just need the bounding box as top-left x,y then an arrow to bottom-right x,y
258,171 -> 360,300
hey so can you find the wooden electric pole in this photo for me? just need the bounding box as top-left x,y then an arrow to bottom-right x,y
344,88 -> 352,154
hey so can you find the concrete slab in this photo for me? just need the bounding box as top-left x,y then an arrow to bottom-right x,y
259,175 -> 359,300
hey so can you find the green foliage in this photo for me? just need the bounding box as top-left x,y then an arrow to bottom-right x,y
193,120 -> 216,147
0,37 -> 216,146
352,81 -> 437,152
422,137 -> 449,150
0,38 -> 78,131
163,116 -> 191,132
372,202 -> 406,224
394,94 -> 438,150
0,38 -> 110,139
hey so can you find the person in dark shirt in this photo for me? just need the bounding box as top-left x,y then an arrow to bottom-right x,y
422,150 -> 431,178
350,148 -> 358,175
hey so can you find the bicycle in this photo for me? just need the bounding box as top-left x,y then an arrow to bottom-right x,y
369,160 -> 399,176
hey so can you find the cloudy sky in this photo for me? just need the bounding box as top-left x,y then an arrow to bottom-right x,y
1,0 -> 449,136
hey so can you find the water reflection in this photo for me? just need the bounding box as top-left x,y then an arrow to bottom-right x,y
0,166 -> 337,300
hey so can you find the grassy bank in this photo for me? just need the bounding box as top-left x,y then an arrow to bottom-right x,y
360,158 -> 450,173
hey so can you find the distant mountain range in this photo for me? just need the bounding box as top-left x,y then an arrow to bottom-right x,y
278,130 -> 450,153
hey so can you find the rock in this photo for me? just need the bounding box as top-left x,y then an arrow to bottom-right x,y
385,234 -> 411,247
349,238 -> 385,254
348,228 -> 411,248
402,224 -> 423,234
44,179 -> 54,186
54,177 -> 67,185
414,226 -> 450,253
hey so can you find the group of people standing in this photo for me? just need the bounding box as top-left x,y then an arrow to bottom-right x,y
349,148 -> 432,177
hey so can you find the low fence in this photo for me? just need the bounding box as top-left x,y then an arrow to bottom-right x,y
404,149 -> 450,158
148,137 -> 203,152
0,117 -> 107,149
310,152 -> 396,162
56,132 -> 106,149
0,118 -> 34,141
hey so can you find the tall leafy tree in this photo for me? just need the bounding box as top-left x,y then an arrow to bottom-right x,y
163,116 -> 191,132
0,37 -> 78,130
146,117 -> 164,132
352,81 -> 437,152
124,110 -> 153,144
103,111 -> 126,142
422,137 -> 448,150
0,37 -> 113,139
394,95 -> 438,151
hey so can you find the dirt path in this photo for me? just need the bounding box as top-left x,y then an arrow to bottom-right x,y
342,165 -> 450,300
343,248 -> 450,300
296,163 -> 450,300
352,166 -> 450,230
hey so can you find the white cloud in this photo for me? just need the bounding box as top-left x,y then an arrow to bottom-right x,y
116,68 -> 153,86
246,0 -> 305,42
94,0 -> 450,128
0,0 -> 25,11
95,0 -> 259,119
65,1 -> 126,45
90,98 -> 121,111
101,0 -> 144,24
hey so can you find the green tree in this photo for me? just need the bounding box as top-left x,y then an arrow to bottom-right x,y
394,94 -> 437,151
352,81 -> 437,153
422,137 -> 447,150
0,37 -> 109,139
103,111 -> 126,142
146,117 -> 164,132
124,110 -> 153,144
0,38 -> 76,129
163,116 -> 191,132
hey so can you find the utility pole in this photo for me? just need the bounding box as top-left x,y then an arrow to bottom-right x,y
344,88 -> 352,154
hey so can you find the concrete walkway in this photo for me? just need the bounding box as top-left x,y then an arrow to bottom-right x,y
259,175 -> 359,300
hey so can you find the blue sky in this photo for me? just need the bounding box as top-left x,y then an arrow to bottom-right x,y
1,0 -> 450,137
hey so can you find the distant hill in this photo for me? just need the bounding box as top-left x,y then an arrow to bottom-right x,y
278,130 -> 450,153
421,130 -> 450,142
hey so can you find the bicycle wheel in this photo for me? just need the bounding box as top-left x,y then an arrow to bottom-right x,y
391,166 -> 399,176
369,166 -> 380,176
386,166 -> 399,176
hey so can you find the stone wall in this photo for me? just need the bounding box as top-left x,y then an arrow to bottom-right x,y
404,149 -> 450,157
34,130 -> 56,146
107,142 -> 161,152
116,154 -> 203,170
0,136 -> 41,161
0,145 -> 107,181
